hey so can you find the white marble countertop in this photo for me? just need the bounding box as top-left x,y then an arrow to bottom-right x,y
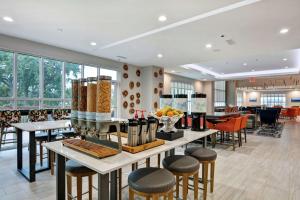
11,120 -> 71,131
43,129 -> 217,174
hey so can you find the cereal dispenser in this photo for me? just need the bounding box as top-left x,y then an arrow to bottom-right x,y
173,94 -> 188,129
191,93 -> 207,131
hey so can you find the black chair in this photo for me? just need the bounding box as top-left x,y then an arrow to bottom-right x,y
259,109 -> 281,137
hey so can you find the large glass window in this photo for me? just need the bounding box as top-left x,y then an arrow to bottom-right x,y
84,65 -> 98,78
237,90 -> 244,107
261,93 -> 286,107
0,50 -> 13,97
100,68 -> 117,80
17,54 -> 40,98
43,58 -> 63,98
214,81 -> 226,107
171,82 -> 194,113
65,62 -> 82,98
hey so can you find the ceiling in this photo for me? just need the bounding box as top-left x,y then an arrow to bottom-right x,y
0,0 -> 300,80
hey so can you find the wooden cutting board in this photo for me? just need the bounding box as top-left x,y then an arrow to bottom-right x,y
63,139 -> 119,158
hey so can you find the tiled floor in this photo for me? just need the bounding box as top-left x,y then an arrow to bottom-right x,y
0,121 -> 300,199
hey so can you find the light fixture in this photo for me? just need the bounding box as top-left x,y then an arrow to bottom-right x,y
280,28 -> 289,34
206,44 -> 212,48
251,69 -> 255,72
283,58 -> 288,61
90,42 -> 97,46
157,53 -> 163,58
203,79 -> 207,81
243,63 -> 247,66
285,66 -> 289,69
158,15 -> 167,22
209,67 -> 213,70
221,72 -> 224,75
3,16 -> 14,22
171,70 -> 176,73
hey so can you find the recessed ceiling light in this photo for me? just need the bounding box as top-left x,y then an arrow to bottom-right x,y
203,79 -> 207,81
285,66 -> 289,69
251,69 -> 255,72
3,16 -> 14,22
243,63 -> 247,66
171,70 -> 176,73
283,58 -> 288,61
90,42 -> 97,46
157,54 -> 163,58
279,28 -> 289,34
206,44 -> 212,48
158,15 -> 167,22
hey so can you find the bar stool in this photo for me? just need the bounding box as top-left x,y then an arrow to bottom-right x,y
163,155 -> 200,200
185,147 -> 217,200
66,160 -> 96,200
128,167 -> 175,200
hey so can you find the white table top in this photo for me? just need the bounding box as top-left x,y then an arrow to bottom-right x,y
43,129 -> 217,174
11,120 -> 71,132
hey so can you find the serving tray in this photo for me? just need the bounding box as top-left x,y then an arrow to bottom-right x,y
62,139 -> 119,159
122,139 -> 165,154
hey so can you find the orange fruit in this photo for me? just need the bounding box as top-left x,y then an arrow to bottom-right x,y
156,111 -> 163,117
167,111 -> 174,117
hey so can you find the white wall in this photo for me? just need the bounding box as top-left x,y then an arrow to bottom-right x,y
203,81 -> 214,113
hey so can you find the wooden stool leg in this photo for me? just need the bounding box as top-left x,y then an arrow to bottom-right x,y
67,175 -> 72,200
183,175 -> 188,200
39,141 -> 43,166
88,175 -> 93,200
129,188 -> 134,200
210,161 -> 215,193
77,176 -> 82,200
203,162 -> 209,200
194,172 -> 199,200
50,151 -> 55,175
153,194 -> 159,200
168,190 -> 174,199
176,175 -> 179,198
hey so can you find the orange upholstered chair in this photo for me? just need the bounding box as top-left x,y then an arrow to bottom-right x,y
282,108 -> 298,119
240,115 -> 249,144
206,121 -> 215,129
215,117 -> 242,150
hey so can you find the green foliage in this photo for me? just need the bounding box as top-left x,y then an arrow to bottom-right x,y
0,50 -> 13,97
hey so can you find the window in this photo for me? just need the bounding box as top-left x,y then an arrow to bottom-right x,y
84,65 -> 98,78
65,62 -> 82,98
100,68 -> 117,81
43,58 -> 63,98
17,54 -> 40,98
214,81 -> 226,107
237,90 -> 243,107
0,50 -> 13,98
261,93 -> 286,107
171,82 -> 194,113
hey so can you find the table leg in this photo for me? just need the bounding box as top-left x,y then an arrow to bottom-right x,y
47,130 -> 52,169
56,154 -> 65,200
203,136 -> 207,148
17,128 -> 22,170
29,131 -> 36,182
110,170 -> 118,200
98,173 -> 109,200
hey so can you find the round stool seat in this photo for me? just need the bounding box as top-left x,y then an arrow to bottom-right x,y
185,147 -> 217,162
128,167 -> 175,194
66,160 -> 95,174
163,155 -> 199,173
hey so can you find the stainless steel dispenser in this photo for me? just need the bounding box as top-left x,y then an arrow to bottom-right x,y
147,117 -> 158,142
138,118 -> 148,145
127,119 -> 138,147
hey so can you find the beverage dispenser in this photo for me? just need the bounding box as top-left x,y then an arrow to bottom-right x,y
173,94 -> 188,129
191,93 -> 207,131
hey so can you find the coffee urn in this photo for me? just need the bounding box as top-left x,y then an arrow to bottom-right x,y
127,119 -> 138,147
138,118 -> 148,145
191,93 -> 207,131
173,94 -> 188,129
147,117 -> 158,142
160,94 -> 173,108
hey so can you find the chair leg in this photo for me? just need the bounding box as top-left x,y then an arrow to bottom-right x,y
194,172 -> 199,200
77,176 -> 82,200
39,141 -> 43,166
232,133 -> 235,151
88,175 -> 93,200
238,131 -> 242,147
244,128 -> 247,143
203,162 -> 209,200
176,175 -> 179,198
210,161 -> 215,193
67,175 -> 72,200
50,151 -> 55,175
129,188 -> 134,200
182,175 -> 188,200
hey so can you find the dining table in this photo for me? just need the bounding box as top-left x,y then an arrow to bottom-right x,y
44,128 -> 218,200
206,112 -> 241,121
10,120 -> 71,182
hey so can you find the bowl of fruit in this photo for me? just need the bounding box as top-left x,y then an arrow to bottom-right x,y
154,106 -> 184,132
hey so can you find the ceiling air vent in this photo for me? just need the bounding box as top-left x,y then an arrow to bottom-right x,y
226,39 -> 235,45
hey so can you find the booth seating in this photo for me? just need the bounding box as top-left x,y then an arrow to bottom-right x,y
214,117 -> 242,150
163,155 -> 200,200
185,147 -> 217,200
0,110 -> 21,150
128,167 -> 175,200
66,160 -> 96,200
